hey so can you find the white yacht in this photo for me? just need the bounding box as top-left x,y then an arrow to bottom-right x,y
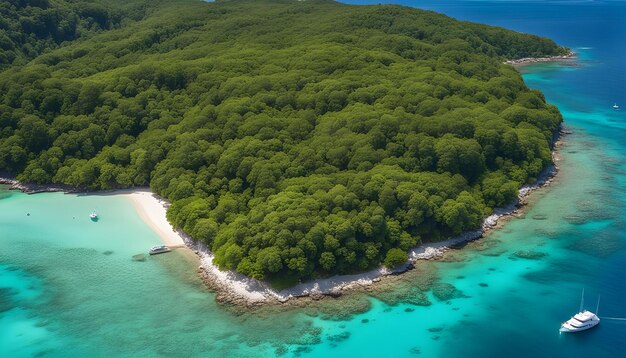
613,103 -> 620,110
560,290 -> 600,333
149,245 -> 171,255
89,210 -> 98,220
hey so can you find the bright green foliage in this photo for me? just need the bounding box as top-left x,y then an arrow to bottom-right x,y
0,0 -> 564,283
384,248 -> 408,268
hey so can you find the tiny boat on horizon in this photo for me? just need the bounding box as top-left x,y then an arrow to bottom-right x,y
560,289 -> 600,333
149,245 -> 171,255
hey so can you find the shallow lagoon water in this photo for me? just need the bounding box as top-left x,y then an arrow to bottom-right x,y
2,1 -> 626,357
0,192 -> 324,357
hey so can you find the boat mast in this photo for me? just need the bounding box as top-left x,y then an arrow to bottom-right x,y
596,295 -> 601,315
580,288 -> 585,312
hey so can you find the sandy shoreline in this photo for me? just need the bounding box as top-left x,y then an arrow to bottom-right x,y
0,180 -> 186,248
118,190 -> 185,247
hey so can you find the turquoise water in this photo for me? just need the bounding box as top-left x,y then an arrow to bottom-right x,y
0,192 -> 322,356
2,1 -> 626,357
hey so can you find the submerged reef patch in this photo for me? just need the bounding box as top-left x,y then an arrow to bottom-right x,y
371,286 -> 432,307
0,287 -> 17,313
326,331 -> 351,343
431,283 -> 467,301
513,250 -> 548,260
132,254 -> 147,262
563,215 -> 587,225
566,230 -> 625,257
409,347 -> 422,355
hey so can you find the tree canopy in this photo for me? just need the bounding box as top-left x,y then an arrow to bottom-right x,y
0,0 -> 564,284
0,0 -> 150,70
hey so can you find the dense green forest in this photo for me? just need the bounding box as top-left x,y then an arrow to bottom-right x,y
0,0 -> 566,284
0,0 -> 150,70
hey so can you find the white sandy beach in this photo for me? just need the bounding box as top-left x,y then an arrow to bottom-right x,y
119,190 -> 185,247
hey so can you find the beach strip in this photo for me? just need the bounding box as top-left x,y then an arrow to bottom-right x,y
121,190 -> 185,247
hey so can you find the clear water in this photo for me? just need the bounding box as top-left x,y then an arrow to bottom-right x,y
2,1 -> 626,357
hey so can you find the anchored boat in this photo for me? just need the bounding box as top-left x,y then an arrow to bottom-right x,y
560,289 -> 600,333
149,245 -> 171,255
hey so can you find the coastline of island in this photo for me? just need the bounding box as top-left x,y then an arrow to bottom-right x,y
504,51 -> 577,66
0,127 -> 567,308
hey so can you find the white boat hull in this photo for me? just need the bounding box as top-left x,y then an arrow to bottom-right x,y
560,310 -> 600,333
559,321 -> 599,333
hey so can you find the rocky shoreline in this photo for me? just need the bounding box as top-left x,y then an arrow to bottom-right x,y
504,51 -> 576,65
0,127 -> 567,309
0,177 -> 81,194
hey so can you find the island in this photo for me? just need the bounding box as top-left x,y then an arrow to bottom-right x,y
0,0 -> 566,290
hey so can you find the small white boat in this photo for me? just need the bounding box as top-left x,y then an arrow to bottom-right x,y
89,210 -> 98,221
560,289 -> 600,333
149,245 -> 171,255
613,103 -> 620,110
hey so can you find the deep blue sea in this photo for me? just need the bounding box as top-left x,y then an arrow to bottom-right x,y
1,1 -> 625,357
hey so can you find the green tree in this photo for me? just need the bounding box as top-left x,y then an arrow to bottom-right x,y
383,248 -> 408,268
